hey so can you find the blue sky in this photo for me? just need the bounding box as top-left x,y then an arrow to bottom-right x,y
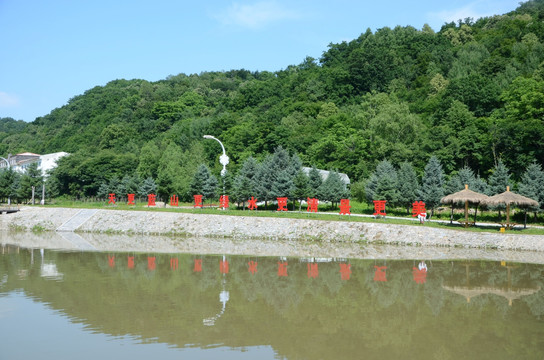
0,0 -> 522,122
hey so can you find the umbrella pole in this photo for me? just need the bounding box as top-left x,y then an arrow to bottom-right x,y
506,204 -> 510,228
450,203 -> 454,225
465,200 -> 469,224
474,205 -> 478,224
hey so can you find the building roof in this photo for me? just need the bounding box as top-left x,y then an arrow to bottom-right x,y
302,167 -> 350,185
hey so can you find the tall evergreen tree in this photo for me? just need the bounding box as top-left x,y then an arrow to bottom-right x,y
308,166 -> 323,198
254,154 -> 274,209
488,159 -> 512,195
519,162 -> 544,216
292,170 -> 311,211
190,164 -> 211,199
397,161 -> 419,213
270,146 -> 295,199
232,156 -> 259,209
365,160 -> 399,204
138,177 -> 158,197
419,156 -> 445,217
318,170 -> 348,208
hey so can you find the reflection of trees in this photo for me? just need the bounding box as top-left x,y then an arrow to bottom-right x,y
1,248 -> 543,359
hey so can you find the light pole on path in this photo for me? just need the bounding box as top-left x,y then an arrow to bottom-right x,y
203,135 -> 229,203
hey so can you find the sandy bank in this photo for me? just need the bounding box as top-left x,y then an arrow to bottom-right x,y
1,207 -> 544,263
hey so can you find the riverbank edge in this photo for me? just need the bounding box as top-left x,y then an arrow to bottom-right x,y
1,206 -> 544,252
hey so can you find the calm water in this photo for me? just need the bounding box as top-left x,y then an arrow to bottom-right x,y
1,245 -> 543,360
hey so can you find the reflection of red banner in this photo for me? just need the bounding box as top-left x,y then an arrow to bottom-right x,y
412,267 -> 427,284
340,263 -> 351,280
220,260 -> 229,274
194,259 -> 202,272
248,260 -> 258,274
307,263 -> 319,278
108,255 -> 115,268
374,265 -> 387,282
148,256 -> 156,271
170,258 -> 179,270
278,261 -> 288,277
128,256 -> 134,269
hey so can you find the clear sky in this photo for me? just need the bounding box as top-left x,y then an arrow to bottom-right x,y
0,0 -> 522,122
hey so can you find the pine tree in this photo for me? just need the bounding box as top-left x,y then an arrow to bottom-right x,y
419,156 -> 445,217
519,162 -> 544,215
487,159 -> 512,220
203,173 -> 218,202
308,166 -> 323,198
233,156 -> 258,209
190,164 -> 211,199
254,154 -> 274,209
138,177 -> 158,198
270,146 -> 295,199
318,170 -> 348,208
397,161 -> 419,213
488,159 -> 511,195
292,170 -> 310,211
365,160 -> 399,204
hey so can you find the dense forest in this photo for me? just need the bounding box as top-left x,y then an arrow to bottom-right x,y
1,0 -> 544,206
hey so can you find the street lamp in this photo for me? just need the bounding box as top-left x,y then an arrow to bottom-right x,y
203,135 -> 229,203
203,135 -> 229,176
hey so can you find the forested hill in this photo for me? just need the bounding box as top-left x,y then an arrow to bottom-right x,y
2,0 -> 544,196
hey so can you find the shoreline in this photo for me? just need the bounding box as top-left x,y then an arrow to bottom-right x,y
1,206 -> 544,264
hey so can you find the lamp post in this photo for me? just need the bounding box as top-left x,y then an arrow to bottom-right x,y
0,156 -> 11,206
203,135 -> 229,201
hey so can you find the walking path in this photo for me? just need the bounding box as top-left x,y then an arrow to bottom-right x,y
56,209 -> 99,232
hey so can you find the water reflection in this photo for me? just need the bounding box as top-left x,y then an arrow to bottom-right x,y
1,245 -> 543,359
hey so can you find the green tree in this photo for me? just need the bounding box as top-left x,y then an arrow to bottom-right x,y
190,164 -> 217,203
156,142 -> 184,200
365,160 -> 399,204
137,141 -> 161,179
318,170 -> 348,208
419,156 -> 445,217
518,162 -> 544,217
397,161 -> 419,213
232,156 -> 258,209
307,166 -> 323,198
254,154 -> 274,209
488,159 -> 512,195
292,170 -> 311,211
0,168 -> 19,204
17,162 -> 44,203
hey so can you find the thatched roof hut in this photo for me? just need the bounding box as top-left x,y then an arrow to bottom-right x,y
441,184 -> 489,204
441,185 -> 489,225
481,186 -> 539,228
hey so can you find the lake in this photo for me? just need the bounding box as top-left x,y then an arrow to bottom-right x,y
1,244 -> 543,359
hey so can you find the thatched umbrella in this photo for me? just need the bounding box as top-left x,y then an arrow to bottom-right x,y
481,186 -> 539,229
441,184 -> 489,226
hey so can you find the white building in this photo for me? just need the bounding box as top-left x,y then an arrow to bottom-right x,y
0,152 -> 69,176
301,167 -> 350,185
